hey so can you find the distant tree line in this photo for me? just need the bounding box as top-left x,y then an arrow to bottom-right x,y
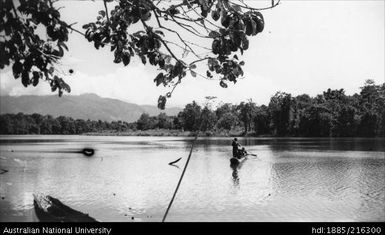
1,80 -> 384,137
0,114 -> 136,135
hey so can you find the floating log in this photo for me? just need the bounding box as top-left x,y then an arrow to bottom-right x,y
33,194 -> 97,222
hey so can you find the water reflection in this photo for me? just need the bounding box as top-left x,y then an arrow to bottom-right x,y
230,165 -> 239,187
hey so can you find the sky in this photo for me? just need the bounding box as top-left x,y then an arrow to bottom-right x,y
0,0 -> 384,108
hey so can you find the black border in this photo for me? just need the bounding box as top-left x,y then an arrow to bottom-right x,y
1,222 -> 384,235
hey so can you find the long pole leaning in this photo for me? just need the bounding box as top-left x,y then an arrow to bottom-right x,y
161,132 -> 199,222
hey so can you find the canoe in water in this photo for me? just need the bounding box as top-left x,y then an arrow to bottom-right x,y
230,156 -> 247,165
33,194 -> 97,222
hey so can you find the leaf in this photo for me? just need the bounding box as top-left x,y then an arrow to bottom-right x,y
164,55 -> 171,64
154,30 -> 165,37
21,71 -> 29,87
58,41 -> 68,51
122,54 -> 130,66
220,80 -> 228,88
212,39 -> 220,55
208,58 -> 217,71
242,38 -> 249,50
190,64 -> 197,69
245,18 -> 253,36
232,67 -> 241,77
221,14 -> 230,28
82,23 -> 90,29
12,61 -> 22,78
168,6 -> 180,15
251,18 -> 257,35
209,31 -> 221,38
211,10 -> 220,21
32,71 -> 40,86
51,84 -> 58,92
99,10 -> 106,17
141,11 -> 151,21
256,18 -> 264,33
157,95 -> 167,110
48,67 -> 55,74
52,47 -> 64,57
62,82 -> 71,93
190,70 -> 197,77
154,73 -> 164,86
141,55 -> 146,64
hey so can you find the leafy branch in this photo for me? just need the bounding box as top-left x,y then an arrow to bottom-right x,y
1,0 -> 280,109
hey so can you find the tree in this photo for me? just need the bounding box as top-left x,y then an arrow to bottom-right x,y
157,112 -> 169,129
179,101 -> 202,131
40,115 -> 61,134
358,79 -> 385,137
0,114 -> 14,134
269,92 -> 293,136
215,103 -> 232,119
57,116 -> 76,134
298,105 -> 332,137
253,105 -> 270,135
217,112 -> 237,131
1,0 -> 280,108
237,99 -> 256,133
136,113 -> 151,130
200,106 -> 217,131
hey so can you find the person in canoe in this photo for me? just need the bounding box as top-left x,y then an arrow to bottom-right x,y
232,138 -> 243,159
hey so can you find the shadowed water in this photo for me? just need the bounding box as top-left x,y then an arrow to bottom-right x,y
0,136 -> 384,222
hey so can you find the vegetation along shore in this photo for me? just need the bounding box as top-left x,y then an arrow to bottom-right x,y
0,80 -> 384,137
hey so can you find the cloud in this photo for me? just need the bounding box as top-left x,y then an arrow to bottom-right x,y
0,64 -> 277,107
0,71 -> 52,96
65,65 -> 278,107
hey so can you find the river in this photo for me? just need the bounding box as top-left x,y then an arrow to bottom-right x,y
0,135 -> 384,222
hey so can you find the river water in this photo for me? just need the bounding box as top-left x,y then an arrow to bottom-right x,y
0,136 -> 384,222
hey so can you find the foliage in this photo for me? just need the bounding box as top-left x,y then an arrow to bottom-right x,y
1,0 -> 280,108
217,112 -> 238,130
1,80 -> 384,137
178,101 -> 202,131
268,92 -> 293,136
237,99 -> 256,133
1,0 -> 71,96
0,113 -> 134,134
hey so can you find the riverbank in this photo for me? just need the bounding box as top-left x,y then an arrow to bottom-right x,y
83,129 -> 260,137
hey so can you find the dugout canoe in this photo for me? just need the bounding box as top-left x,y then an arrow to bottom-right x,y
33,194 -> 97,222
230,155 -> 247,165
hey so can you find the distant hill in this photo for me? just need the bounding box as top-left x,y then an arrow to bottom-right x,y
0,94 -> 181,122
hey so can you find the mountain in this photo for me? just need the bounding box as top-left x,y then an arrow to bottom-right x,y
0,94 -> 182,122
